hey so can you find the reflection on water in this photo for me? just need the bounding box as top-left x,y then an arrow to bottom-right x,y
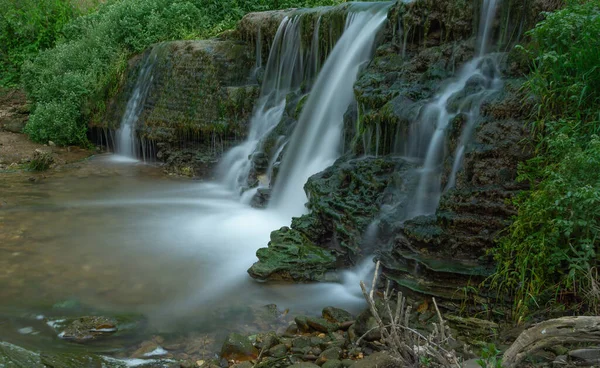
0,154 -> 371,349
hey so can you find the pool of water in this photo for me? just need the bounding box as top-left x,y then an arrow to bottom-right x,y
0,154 -> 370,354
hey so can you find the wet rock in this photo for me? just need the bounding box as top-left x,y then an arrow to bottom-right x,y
220,333 -> 258,362
255,331 -> 280,350
250,188 -> 271,209
59,316 -> 118,342
322,359 -> 343,368
316,347 -> 342,365
295,316 -> 311,332
322,307 -> 353,324
268,344 -> 288,358
0,342 -> 44,367
306,318 -> 338,333
40,352 -> 106,367
100,39 -> 257,176
288,363 -> 320,368
250,156 -> 417,281
351,352 -> 399,368
248,227 -> 337,282
231,362 -> 253,368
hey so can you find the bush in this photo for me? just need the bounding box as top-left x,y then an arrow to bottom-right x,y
0,0 -> 78,87
21,0 -> 348,146
493,1 -> 600,318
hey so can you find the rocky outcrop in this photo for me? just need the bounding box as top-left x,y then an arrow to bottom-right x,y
248,156 -> 418,281
98,39 -> 257,176
0,89 -> 29,134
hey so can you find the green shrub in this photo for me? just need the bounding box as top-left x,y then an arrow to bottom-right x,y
492,1 -> 600,319
21,0 -> 348,146
0,0 -> 78,87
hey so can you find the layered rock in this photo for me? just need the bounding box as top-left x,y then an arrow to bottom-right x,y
248,156 -> 418,281
97,39 -> 257,176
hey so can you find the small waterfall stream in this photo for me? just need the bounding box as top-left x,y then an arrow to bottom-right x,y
408,0 -> 503,216
115,49 -> 158,159
270,5 -> 390,217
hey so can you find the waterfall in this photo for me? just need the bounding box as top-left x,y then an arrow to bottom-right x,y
219,2 -> 391,221
269,4 -> 391,217
218,16 -> 308,191
409,0 -> 502,216
115,49 -> 158,159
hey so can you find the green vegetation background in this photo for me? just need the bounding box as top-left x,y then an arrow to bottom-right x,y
492,0 -> 600,320
1,0 -> 348,145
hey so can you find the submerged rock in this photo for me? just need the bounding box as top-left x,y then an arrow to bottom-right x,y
220,333 -> 258,362
60,316 -> 117,342
47,314 -> 146,343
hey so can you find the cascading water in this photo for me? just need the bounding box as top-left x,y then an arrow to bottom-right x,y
115,49 -> 158,159
269,4 -> 391,217
408,0 -> 502,216
219,16 -> 308,191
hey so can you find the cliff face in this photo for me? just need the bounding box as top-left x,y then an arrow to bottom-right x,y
247,0 -> 562,309
97,38 -> 257,176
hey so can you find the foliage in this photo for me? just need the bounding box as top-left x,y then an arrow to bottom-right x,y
492,1 -> 600,319
476,343 -> 502,368
0,0 -> 82,87
20,0 -> 348,146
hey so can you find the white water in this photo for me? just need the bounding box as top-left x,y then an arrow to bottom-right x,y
270,5 -> 390,218
409,0 -> 502,216
219,16 -> 304,191
115,49 -> 158,159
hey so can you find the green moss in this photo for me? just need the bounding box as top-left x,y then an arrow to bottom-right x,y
248,227 -> 337,282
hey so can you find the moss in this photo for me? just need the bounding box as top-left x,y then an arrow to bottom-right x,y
248,227 -> 337,282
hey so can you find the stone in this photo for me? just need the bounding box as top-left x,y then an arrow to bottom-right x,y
256,331 -> 279,350
322,360 -> 343,368
295,316 -> 311,332
322,307 -> 354,324
268,344 -> 288,358
307,318 -> 338,333
248,227 -> 337,282
292,337 -> 312,351
350,352 -> 400,368
341,359 -> 355,367
316,347 -> 342,365
231,362 -> 253,368
0,342 -> 44,367
287,363 -> 320,368
59,316 -> 118,342
220,333 -> 258,362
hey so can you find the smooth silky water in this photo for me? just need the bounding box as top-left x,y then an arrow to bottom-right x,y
0,155 -> 375,353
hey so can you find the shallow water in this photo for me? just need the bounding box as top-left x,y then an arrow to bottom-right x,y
0,154 -> 370,353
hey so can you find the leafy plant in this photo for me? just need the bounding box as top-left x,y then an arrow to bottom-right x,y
476,343 -> 502,368
0,0 -> 79,87
492,1 -> 600,319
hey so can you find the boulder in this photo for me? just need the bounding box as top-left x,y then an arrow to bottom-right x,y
221,333 -> 258,362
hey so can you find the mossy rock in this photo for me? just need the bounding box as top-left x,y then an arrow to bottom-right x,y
248,227 -> 337,282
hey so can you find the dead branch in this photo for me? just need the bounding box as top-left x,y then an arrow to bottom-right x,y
502,316 -> 600,368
